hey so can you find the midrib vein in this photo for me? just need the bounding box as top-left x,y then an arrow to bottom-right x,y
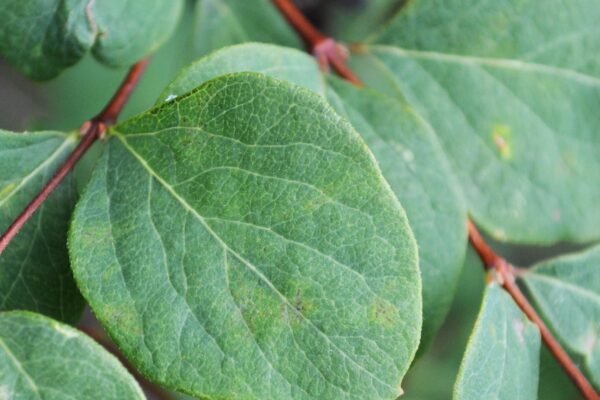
0,337 -> 40,397
114,133 -> 395,390
370,45 -> 600,87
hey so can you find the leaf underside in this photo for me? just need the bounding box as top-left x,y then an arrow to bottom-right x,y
0,311 -> 144,399
454,284 -> 540,400
0,130 -> 83,323
69,73 -> 421,400
194,0 -> 301,56
522,245 -> 600,386
351,0 -> 600,244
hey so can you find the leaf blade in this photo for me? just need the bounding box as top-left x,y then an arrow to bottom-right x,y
156,43 -> 468,352
454,284 -> 541,400
70,73 -> 421,399
0,311 -> 144,399
352,0 -> 600,244
157,43 -> 325,103
522,245 -> 600,386
0,130 -> 83,323
194,0 -> 301,56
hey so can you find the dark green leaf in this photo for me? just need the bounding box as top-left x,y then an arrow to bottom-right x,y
0,311 -> 143,399
0,130 -> 83,323
70,73 -> 421,399
351,0 -> 600,244
522,245 -> 600,386
454,284 -> 540,400
194,0 -> 301,56
0,0 -> 184,80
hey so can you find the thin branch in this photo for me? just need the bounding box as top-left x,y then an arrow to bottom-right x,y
0,59 -> 150,256
467,219 -> 502,269
469,221 -> 600,400
273,3 -> 600,397
97,58 -> 151,125
79,325 -> 173,400
0,124 -> 100,254
272,0 -> 363,86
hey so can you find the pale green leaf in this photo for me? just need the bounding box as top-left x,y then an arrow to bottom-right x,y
194,0 -> 301,56
156,42 -> 467,353
0,130 -> 84,323
157,43 -> 325,103
0,0 -> 184,80
325,77 -> 467,350
454,284 -> 540,400
0,311 -> 144,399
351,0 -> 600,244
69,73 -> 421,400
522,245 -> 600,386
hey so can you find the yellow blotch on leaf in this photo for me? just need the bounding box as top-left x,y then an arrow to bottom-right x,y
491,124 -> 513,160
0,183 -> 16,201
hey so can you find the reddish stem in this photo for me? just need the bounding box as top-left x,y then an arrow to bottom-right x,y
0,59 -> 150,256
467,219 -> 501,269
79,325 -> 173,400
272,0 -> 364,86
469,222 -> 599,400
98,58 -> 150,125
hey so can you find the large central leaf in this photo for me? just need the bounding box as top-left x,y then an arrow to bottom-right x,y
351,0 -> 600,244
158,43 -> 467,353
69,73 -> 421,399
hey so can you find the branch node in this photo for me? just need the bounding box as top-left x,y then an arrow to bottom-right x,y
272,0 -> 363,86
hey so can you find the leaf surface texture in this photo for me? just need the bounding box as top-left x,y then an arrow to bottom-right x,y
454,284 -> 540,400
0,311 -> 144,399
70,73 -> 421,400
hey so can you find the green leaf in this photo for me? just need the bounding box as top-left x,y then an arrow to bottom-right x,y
0,0 -> 184,80
194,0 -> 301,56
69,73 -> 421,399
0,311 -> 143,399
157,42 -> 466,354
351,0 -> 600,244
454,284 -> 540,400
325,77 -> 467,351
521,245 -> 600,386
0,130 -> 84,323
158,43 -> 325,103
